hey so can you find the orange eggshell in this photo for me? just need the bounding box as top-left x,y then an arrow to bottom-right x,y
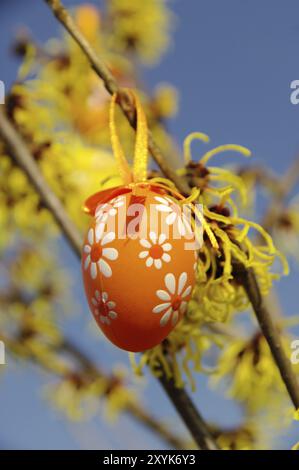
82,186 -> 197,352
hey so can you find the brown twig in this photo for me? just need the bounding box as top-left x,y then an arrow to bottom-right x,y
159,374 -> 219,450
0,105 -> 219,450
43,0 -> 189,196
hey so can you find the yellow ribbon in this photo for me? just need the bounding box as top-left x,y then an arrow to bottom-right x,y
109,91 -> 220,251
109,90 -> 148,184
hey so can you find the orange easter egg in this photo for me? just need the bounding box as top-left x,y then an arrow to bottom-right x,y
81,184 -> 197,352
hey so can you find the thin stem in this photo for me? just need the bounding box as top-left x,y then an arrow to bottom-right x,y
0,106 -> 219,450
234,262 -> 299,410
43,0 -> 189,196
159,374 -> 219,450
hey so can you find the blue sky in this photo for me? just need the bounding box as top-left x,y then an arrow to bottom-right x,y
0,0 -> 299,450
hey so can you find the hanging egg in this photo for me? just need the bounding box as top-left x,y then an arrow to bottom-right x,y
82,184 -> 197,352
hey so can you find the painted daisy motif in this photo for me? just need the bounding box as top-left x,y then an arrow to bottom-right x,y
95,195 -> 125,223
139,232 -> 172,269
154,196 -> 192,237
153,272 -> 192,327
91,290 -> 118,325
83,226 -> 118,279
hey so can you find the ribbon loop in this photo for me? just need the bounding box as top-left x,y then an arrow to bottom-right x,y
132,91 -> 148,182
109,93 -> 132,185
109,90 -> 148,185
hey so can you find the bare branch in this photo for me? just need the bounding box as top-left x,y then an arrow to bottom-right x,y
159,374 -> 219,450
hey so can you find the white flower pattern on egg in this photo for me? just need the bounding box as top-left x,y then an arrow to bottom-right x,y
83,225 -> 118,279
153,272 -> 192,327
154,196 -> 192,237
91,290 -> 118,325
139,232 -> 172,269
95,195 -> 125,224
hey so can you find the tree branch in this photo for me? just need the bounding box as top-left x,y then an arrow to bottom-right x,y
159,374 -> 219,450
0,105 -> 219,450
43,0 -> 190,196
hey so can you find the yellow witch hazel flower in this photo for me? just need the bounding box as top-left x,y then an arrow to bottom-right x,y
211,332 -> 289,413
272,196 -> 299,264
132,132 -> 287,388
8,7 -> 178,175
46,367 -> 137,422
75,4 -> 101,43
46,375 -> 107,421
210,422 -> 259,450
181,132 -> 287,317
151,84 -> 178,119
292,409 -> 299,450
107,0 -> 174,65
1,82 -> 121,236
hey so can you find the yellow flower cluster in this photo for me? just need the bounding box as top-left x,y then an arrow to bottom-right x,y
46,367 -> 137,422
293,409 -> 299,450
211,333 -> 288,412
210,422 -> 259,450
0,1 -> 178,239
273,198 -> 299,263
106,0 -> 174,64
132,133 -> 287,389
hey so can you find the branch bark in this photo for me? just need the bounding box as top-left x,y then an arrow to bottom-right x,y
0,105 -> 219,450
159,374 -> 219,450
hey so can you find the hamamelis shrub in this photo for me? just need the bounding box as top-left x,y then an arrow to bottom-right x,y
1,0 -> 299,451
